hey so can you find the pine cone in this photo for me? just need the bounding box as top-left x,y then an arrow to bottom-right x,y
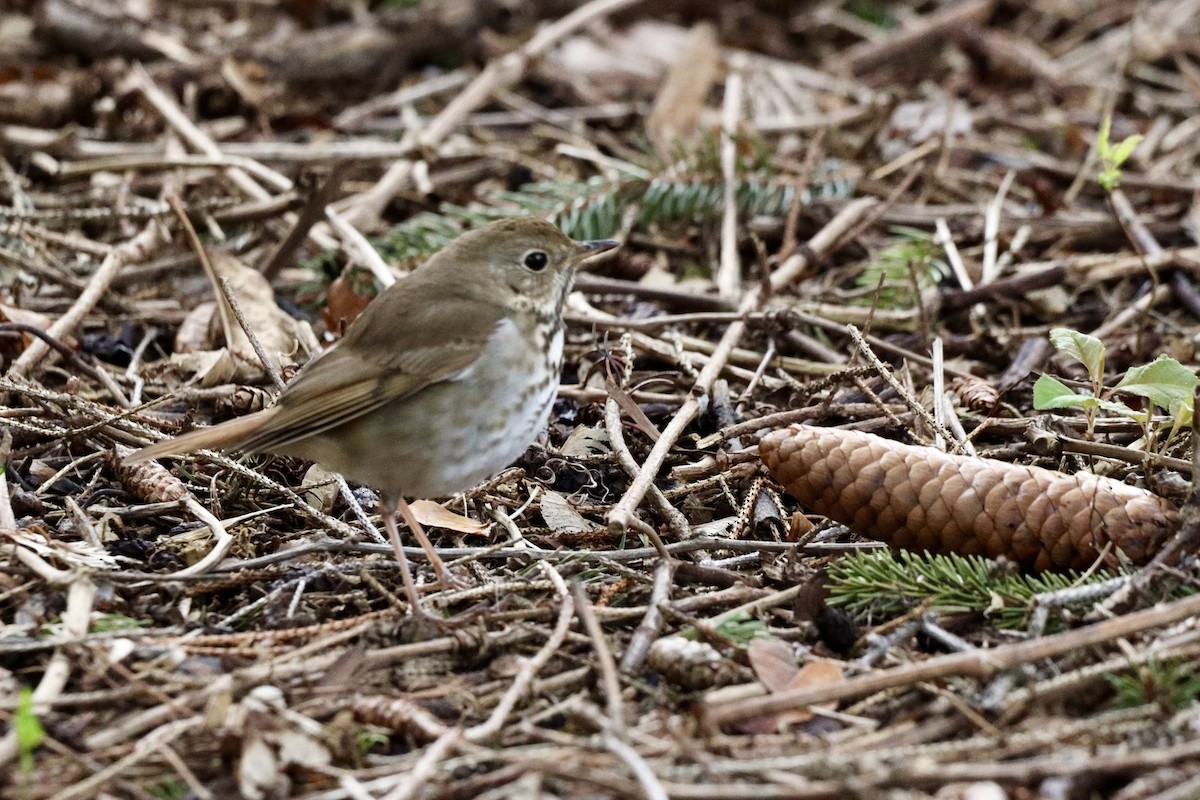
759,425 -> 1178,571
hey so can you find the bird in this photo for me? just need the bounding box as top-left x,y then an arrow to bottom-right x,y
127,217 -> 619,614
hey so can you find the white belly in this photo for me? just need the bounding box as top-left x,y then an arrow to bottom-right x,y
306,318 -> 562,498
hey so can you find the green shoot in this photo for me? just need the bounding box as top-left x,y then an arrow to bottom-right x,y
1107,657 -> 1200,712
15,688 -> 44,775
681,611 -> 769,648
1033,328 -> 1197,440
855,227 -> 948,309
358,730 -> 390,755
151,778 -> 190,800
1096,116 -> 1143,192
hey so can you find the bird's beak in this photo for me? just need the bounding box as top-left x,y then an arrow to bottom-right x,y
575,239 -> 620,258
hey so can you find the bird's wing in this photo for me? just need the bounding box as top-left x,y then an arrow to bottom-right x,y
240,281 -> 505,453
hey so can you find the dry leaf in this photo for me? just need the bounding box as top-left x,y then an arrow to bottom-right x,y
238,735 -> 279,800
878,90 -> 974,160
542,21 -> 694,101
0,303 -> 73,348
788,511 -> 816,540
301,464 -> 339,514
272,728 -> 332,768
739,651 -> 846,733
788,660 -> 845,693
0,304 -> 76,367
540,490 -> 591,532
409,500 -> 490,536
561,424 -> 610,457
321,269 -> 375,333
0,64 -> 99,126
169,349 -> 237,388
646,22 -> 721,155
207,251 -> 315,382
174,301 -> 217,354
747,638 -> 798,692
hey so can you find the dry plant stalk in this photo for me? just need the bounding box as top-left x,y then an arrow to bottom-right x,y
759,425 -> 1178,571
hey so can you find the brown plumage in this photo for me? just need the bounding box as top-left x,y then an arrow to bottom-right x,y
129,217 -> 619,612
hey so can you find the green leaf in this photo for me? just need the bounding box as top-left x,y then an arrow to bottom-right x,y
1111,134 -> 1143,167
1095,116 -> 1141,191
1048,328 -> 1105,382
1170,398 -> 1193,436
15,687 -> 43,773
1113,355 -> 1199,412
1099,166 -> 1119,192
1097,398 -> 1140,417
152,779 -> 191,800
1097,116 -> 1112,160
1033,374 -> 1096,410
711,612 -> 769,647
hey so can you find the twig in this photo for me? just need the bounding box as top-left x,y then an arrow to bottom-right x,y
716,65 -> 744,299
464,560 -> 575,742
47,717 -> 203,800
603,729 -> 670,800
325,206 -> 396,288
127,63 -> 337,251
606,197 -> 878,535
129,64 -> 290,202
378,727 -> 463,800
9,222 -> 160,377
261,163 -> 349,280
0,576 -> 96,768
620,558 -> 676,674
844,324 -> 963,451
345,0 -> 647,228
164,498 -> 236,578
604,394 -> 685,550
166,191 -> 287,389
700,589 -> 1200,730
166,536 -> 874,577
0,324 -> 129,407
573,582 -> 625,733
221,276 -> 286,390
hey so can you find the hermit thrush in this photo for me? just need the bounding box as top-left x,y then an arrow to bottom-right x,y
128,218 -> 619,613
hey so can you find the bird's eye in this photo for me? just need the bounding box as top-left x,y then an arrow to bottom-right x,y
523,250 -> 548,271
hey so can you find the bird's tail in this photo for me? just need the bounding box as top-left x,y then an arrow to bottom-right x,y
124,408 -> 276,464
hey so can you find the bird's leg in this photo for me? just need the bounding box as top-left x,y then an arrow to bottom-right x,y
381,494 -> 427,616
396,497 -> 464,590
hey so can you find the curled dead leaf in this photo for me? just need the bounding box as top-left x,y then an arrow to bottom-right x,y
409,499 -> 490,536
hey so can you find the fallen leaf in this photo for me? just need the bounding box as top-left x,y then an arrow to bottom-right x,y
737,655 -> 846,734
540,490 -> 592,532
174,301 -> 217,353
271,728 -> 331,768
787,660 -> 845,693
169,349 -> 237,388
747,637 -> 798,692
647,22 -> 721,156
301,464 -> 339,514
0,304 -> 76,367
410,500 -> 490,536
238,735 -> 279,800
321,267 -> 375,333
206,251 -> 317,382
561,424 -> 611,457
